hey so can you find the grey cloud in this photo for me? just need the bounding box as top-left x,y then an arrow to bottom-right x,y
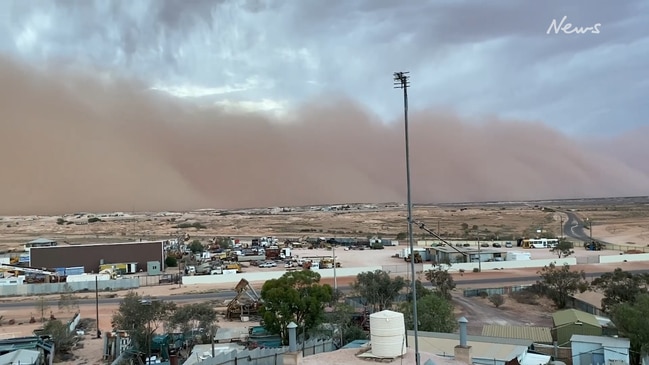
1,0 -> 647,138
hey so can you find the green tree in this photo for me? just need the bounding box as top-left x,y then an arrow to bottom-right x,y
35,297 -> 50,322
58,284 -> 80,313
168,303 -> 218,344
325,303 -> 368,347
424,267 -> 456,300
260,271 -> 333,344
43,319 -> 77,360
552,239 -> 575,258
396,232 -> 407,240
187,240 -> 204,254
406,280 -> 433,302
111,292 -> 177,352
164,255 -> 178,267
401,293 -> 456,333
610,293 -> 649,363
351,270 -> 405,312
537,263 -> 589,309
591,268 -> 648,313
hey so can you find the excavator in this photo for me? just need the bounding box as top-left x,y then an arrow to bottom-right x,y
225,279 -> 262,321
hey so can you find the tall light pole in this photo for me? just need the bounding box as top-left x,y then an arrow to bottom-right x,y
394,71 -> 420,365
332,245 -> 337,292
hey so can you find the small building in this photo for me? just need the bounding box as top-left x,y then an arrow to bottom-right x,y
411,331 -> 543,365
147,261 -> 162,275
428,246 -> 503,264
481,325 -> 553,344
24,238 -> 57,252
570,334 -> 630,365
553,309 -> 602,346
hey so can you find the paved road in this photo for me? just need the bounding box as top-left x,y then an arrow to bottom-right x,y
2,269 -> 648,309
563,210 -> 592,242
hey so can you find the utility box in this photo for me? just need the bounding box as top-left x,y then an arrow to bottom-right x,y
147,261 -> 162,275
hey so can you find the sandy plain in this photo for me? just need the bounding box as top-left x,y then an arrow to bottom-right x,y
0,199 -> 648,364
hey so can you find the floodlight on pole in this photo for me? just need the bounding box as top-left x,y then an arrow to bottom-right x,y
393,71 -> 420,365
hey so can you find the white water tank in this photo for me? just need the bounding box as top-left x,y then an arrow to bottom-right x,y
370,310 -> 407,358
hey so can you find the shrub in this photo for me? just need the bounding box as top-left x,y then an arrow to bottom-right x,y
88,217 -> 101,223
478,291 -> 489,299
165,256 -> 178,267
510,289 -> 539,305
489,294 -> 505,308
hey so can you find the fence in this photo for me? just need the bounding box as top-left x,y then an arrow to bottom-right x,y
463,285 -> 532,297
0,277 -> 140,297
196,339 -> 334,365
181,267 -> 383,285
601,243 -> 649,253
532,343 -> 573,364
381,264 -> 424,274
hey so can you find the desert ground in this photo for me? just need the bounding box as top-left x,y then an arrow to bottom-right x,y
0,198 -> 648,364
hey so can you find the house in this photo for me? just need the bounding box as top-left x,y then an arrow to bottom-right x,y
570,335 -> 630,365
553,309 -> 602,346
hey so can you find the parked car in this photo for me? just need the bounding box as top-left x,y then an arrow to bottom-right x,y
259,261 -> 277,268
505,242 -> 513,248
492,243 -> 502,248
480,243 -> 489,248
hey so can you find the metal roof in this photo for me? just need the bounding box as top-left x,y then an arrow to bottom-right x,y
481,325 -> 553,343
0,349 -> 41,365
570,335 -> 630,349
27,238 -> 56,244
411,335 -> 528,361
552,309 -> 601,328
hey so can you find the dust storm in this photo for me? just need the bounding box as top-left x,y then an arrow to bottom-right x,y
1,58 -> 647,215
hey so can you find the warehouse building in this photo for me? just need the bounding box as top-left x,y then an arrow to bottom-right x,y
29,241 -> 165,275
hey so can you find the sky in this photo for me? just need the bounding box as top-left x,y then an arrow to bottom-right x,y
0,0 -> 647,214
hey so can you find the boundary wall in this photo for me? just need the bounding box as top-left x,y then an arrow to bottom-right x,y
423,258 -> 577,272
182,266 -> 383,285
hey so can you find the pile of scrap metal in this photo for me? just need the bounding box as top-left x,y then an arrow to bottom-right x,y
226,279 -> 262,321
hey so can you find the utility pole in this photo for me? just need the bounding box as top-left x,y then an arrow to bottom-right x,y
333,245 -> 337,292
394,71 -> 420,365
95,275 -> 100,338
559,215 -> 563,239
477,232 -> 482,273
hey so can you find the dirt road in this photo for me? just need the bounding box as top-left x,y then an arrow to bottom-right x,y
452,293 -> 554,335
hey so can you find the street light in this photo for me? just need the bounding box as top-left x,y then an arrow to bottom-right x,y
394,71 -> 420,365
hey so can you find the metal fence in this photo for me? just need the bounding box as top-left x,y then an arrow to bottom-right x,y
197,339 -> 334,365
0,277 -> 140,297
602,243 -> 649,253
463,285 -> 532,297
381,264 -> 424,274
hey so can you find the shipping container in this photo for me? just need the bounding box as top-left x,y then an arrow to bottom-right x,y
65,266 -> 85,276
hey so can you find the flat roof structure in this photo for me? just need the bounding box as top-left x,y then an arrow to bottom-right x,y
29,241 -> 165,274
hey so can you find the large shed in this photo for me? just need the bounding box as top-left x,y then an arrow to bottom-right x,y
481,325 -> 553,344
552,309 -> 602,346
29,241 -> 165,274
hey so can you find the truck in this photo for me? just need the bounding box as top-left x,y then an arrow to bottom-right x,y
265,246 -> 281,260
236,255 -> 266,263
280,248 -> 292,259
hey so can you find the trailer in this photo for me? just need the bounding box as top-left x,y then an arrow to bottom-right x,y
236,255 -> 266,263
